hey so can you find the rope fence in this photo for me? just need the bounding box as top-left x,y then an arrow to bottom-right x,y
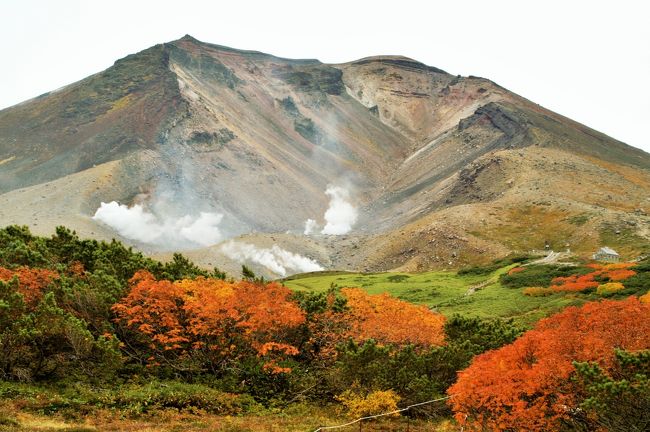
312,395 -> 453,431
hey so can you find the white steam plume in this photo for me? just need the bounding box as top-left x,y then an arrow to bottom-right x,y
303,218 -> 319,235
93,201 -> 223,248
220,241 -> 324,277
320,186 -> 358,235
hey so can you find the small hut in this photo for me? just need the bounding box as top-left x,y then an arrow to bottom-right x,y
592,247 -> 620,263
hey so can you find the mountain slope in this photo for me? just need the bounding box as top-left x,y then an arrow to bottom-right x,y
0,45 -> 184,192
1,35 -> 649,275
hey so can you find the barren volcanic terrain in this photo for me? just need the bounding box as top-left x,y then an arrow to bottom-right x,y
1,35 -> 649,277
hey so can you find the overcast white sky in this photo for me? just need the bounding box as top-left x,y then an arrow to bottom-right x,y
3,0 -> 649,152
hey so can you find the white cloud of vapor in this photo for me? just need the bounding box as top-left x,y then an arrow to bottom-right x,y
303,218 -> 319,235
220,241 -> 324,277
93,201 -> 223,248
320,185 -> 357,235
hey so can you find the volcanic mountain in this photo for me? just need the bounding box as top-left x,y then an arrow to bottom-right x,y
1,35 -> 649,276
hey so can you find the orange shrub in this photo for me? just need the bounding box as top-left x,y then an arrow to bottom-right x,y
448,297 -> 650,431
551,275 -> 571,284
551,273 -> 598,292
66,261 -> 86,277
113,271 -> 189,349
0,266 -> 59,306
341,288 -> 445,347
605,268 -> 636,281
507,267 -> 525,276
586,262 -> 636,281
113,271 -> 306,371
602,262 -> 636,270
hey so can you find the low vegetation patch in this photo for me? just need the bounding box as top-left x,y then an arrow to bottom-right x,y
458,254 -> 530,276
1,225 -> 648,429
0,381 -> 257,419
522,286 -> 554,297
503,261 -> 644,299
499,264 -> 591,288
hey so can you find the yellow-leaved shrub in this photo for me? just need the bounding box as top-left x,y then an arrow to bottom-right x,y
522,286 -> 554,297
640,291 -> 650,303
336,389 -> 401,418
596,282 -> 625,295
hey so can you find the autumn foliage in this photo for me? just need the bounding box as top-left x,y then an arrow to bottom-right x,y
507,266 -> 525,276
5,225 -> 648,425
596,282 -> 625,295
550,262 -> 636,293
336,389 -> 401,418
341,288 -> 446,347
522,286 -> 553,297
448,297 -> 650,431
641,291 -> 650,303
113,270 -> 306,373
111,272 -> 449,378
0,266 -> 59,306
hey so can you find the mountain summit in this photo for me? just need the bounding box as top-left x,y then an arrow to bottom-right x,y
1,36 -> 649,275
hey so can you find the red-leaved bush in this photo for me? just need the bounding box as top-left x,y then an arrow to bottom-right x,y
0,266 -> 59,306
448,297 -> 650,431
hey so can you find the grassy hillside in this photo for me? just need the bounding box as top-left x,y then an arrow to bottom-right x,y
283,264 -> 581,326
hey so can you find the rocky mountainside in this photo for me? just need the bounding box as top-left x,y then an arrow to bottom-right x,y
1,35 -> 649,276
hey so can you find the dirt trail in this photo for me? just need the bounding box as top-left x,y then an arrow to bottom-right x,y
527,251 -> 577,266
533,251 -> 561,264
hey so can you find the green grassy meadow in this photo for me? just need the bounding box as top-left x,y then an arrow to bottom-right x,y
283,264 -> 583,326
